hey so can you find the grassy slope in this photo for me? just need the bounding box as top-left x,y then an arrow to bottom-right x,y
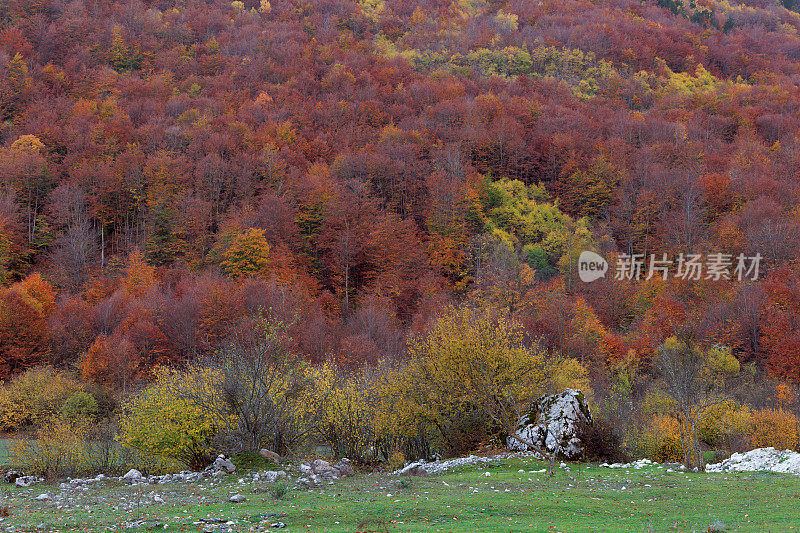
1,457 -> 799,532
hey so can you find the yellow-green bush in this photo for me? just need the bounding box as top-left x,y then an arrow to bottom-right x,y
10,416 -> 96,478
61,391 -> 99,422
0,367 -> 85,431
119,367 -> 224,470
373,306 -> 548,458
697,401 -> 752,449
11,416 -> 176,478
549,358 -> 593,398
313,364 -> 378,462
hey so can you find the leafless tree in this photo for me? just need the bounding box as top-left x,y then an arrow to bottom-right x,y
656,338 -> 735,470
185,315 -> 321,455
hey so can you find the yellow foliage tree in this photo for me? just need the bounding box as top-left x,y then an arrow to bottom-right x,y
749,408 -> 799,451
377,306 -> 547,456
313,363 -> 379,462
656,338 -> 740,469
0,366 -> 83,431
220,228 -> 270,279
122,249 -> 156,297
10,415 -> 93,477
119,367 -> 224,469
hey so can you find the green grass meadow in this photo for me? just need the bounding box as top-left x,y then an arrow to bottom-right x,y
1,456 -> 799,532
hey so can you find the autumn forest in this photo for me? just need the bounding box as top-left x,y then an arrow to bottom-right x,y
1,0 -> 800,468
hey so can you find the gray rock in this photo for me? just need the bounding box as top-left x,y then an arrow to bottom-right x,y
122,469 -> 143,480
259,449 -> 281,462
333,458 -> 354,478
507,388 -> 592,459
299,463 -> 312,475
35,493 -> 50,500
229,494 -> 246,503
256,470 -> 287,483
311,459 -> 343,480
15,475 -> 42,487
213,455 -> 236,474
398,462 -> 429,477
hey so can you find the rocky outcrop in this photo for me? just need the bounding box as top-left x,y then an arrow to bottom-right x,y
507,389 -> 592,459
297,458 -> 355,485
707,447 -> 800,475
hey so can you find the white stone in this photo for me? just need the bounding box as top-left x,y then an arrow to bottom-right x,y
507,389 -> 592,459
707,447 -> 800,475
122,469 -> 143,480
14,476 -> 41,487
600,458 -> 655,470
258,470 -> 287,483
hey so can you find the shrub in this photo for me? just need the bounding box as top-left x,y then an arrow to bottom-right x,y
271,481 -> 288,500
385,450 -> 405,471
0,367 -> 83,431
639,415 -> 683,462
205,315 -> 316,455
10,416 -> 92,478
315,364 -> 378,463
748,408 -> 799,450
375,306 -> 547,458
231,451 -> 275,471
549,358 -> 593,398
61,391 -> 99,422
580,415 -> 624,462
697,401 -> 752,450
119,367 -> 224,470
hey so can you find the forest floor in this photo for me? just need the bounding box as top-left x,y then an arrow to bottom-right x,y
1,456 -> 799,532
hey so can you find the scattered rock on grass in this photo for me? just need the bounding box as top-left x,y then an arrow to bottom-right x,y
397,462 -> 429,477
601,459 -> 656,469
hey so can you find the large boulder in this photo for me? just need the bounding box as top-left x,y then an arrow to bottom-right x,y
507,389 -> 592,459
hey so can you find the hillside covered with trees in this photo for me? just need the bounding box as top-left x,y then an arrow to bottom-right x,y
1,0 -> 800,470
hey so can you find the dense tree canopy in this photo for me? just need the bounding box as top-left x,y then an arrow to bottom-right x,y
0,0 -> 798,398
